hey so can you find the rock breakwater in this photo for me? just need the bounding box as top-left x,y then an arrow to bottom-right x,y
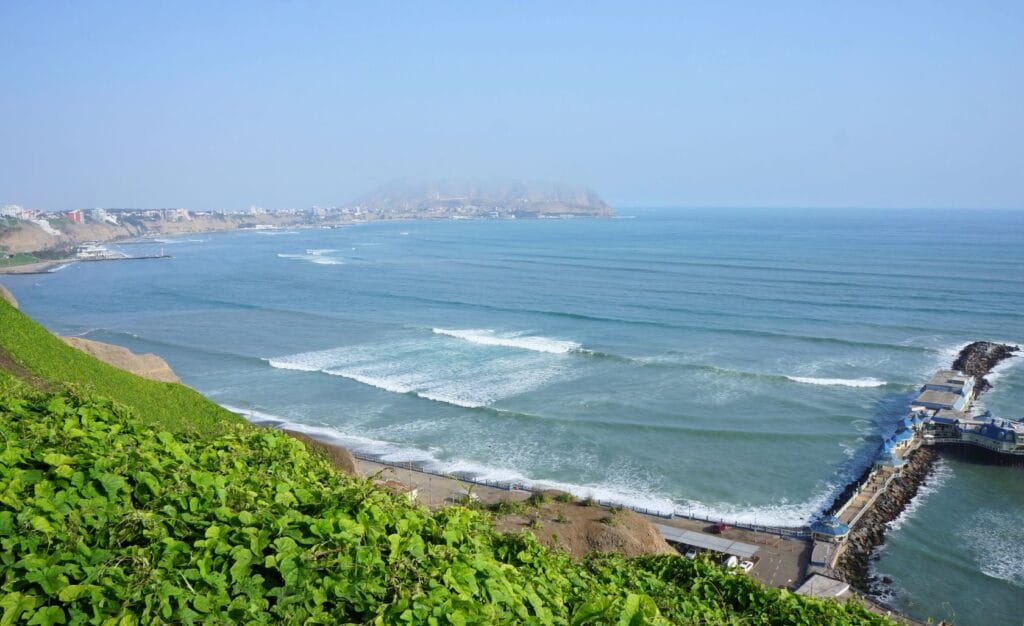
952,341 -> 1020,392
835,447 -> 938,591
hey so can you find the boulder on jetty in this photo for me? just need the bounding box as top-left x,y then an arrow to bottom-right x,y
953,341 -> 1020,392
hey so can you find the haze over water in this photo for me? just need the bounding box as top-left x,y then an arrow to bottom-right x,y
4,207 -> 1023,624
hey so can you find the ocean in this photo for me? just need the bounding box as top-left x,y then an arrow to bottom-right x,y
3,208 -> 1022,624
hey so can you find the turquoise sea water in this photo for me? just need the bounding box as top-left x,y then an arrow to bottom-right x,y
3,208 -> 1022,624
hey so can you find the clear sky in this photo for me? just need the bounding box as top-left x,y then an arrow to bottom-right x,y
1,1 -> 1021,210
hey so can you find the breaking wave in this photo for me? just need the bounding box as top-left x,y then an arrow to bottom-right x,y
786,376 -> 887,388
222,404 -> 829,524
432,327 -> 582,354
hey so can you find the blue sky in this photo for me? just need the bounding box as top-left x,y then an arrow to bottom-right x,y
1,1 -> 1021,210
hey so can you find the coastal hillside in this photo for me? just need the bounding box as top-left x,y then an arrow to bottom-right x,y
0,212 -> 295,255
0,377 -> 896,625
0,305 -> 897,624
0,298 -> 239,434
343,180 -> 614,218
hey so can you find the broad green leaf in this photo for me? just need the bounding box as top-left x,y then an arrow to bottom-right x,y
27,606 -> 66,626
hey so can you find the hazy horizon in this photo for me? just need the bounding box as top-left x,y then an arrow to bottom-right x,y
2,1 -> 1022,211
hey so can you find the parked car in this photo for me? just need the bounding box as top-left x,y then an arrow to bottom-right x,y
722,555 -> 739,569
684,547 -> 699,560
738,560 -> 754,573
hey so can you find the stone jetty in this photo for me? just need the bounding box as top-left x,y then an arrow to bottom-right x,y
827,341 -> 1018,591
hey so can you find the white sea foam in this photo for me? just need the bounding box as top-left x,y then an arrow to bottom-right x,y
983,350 -> 1022,385
432,328 -> 581,354
306,249 -> 338,256
678,488 -> 837,528
961,511 -> 1024,588
277,252 -> 344,265
224,401 -> 839,525
786,376 -> 887,388
265,338 -> 567,410
221,404 -> 678,515
322,370 -> 417,397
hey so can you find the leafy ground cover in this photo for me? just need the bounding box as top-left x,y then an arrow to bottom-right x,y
0,378 -> 897,625
0,299 -> 240,435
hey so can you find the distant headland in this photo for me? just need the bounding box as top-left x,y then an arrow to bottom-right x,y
0,180 -> 612,262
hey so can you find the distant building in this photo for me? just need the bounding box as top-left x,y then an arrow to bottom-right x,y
87,208 -> 118,224
163,208 -> 191,222
65,209 -> 84,224
0,204 -> 26,219
248,205 -> 266,216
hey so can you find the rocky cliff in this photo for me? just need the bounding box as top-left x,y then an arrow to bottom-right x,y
60,336 -> 181,383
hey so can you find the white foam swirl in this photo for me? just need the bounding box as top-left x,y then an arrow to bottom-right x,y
432,328 -> 581,354
786,376 -> 887,388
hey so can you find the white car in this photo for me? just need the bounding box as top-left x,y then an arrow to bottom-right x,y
684,548 -> 699,560
738,560 -> 754,573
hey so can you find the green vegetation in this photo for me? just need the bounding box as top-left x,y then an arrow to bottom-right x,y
489,499 -> 527,516
0,384 -> 897,625
526,492 -> 551,506
0,304 -> 897,625
0,300 -> 240,435
0,254 -> 40,268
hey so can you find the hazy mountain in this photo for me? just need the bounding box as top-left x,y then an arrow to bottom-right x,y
343,180 -> 613,218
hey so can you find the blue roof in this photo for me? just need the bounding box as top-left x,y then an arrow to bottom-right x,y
978,423 -> 1016,441
892,429 -> 913,442
899,417 -> 914,429
881,439 -> 895,451
911,414 -> 924,425
811,516 -> 850,537
932,416 -> 959,425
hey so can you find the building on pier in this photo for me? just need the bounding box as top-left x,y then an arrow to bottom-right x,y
922,413 -> 1024,457
910,369 -> 975,412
